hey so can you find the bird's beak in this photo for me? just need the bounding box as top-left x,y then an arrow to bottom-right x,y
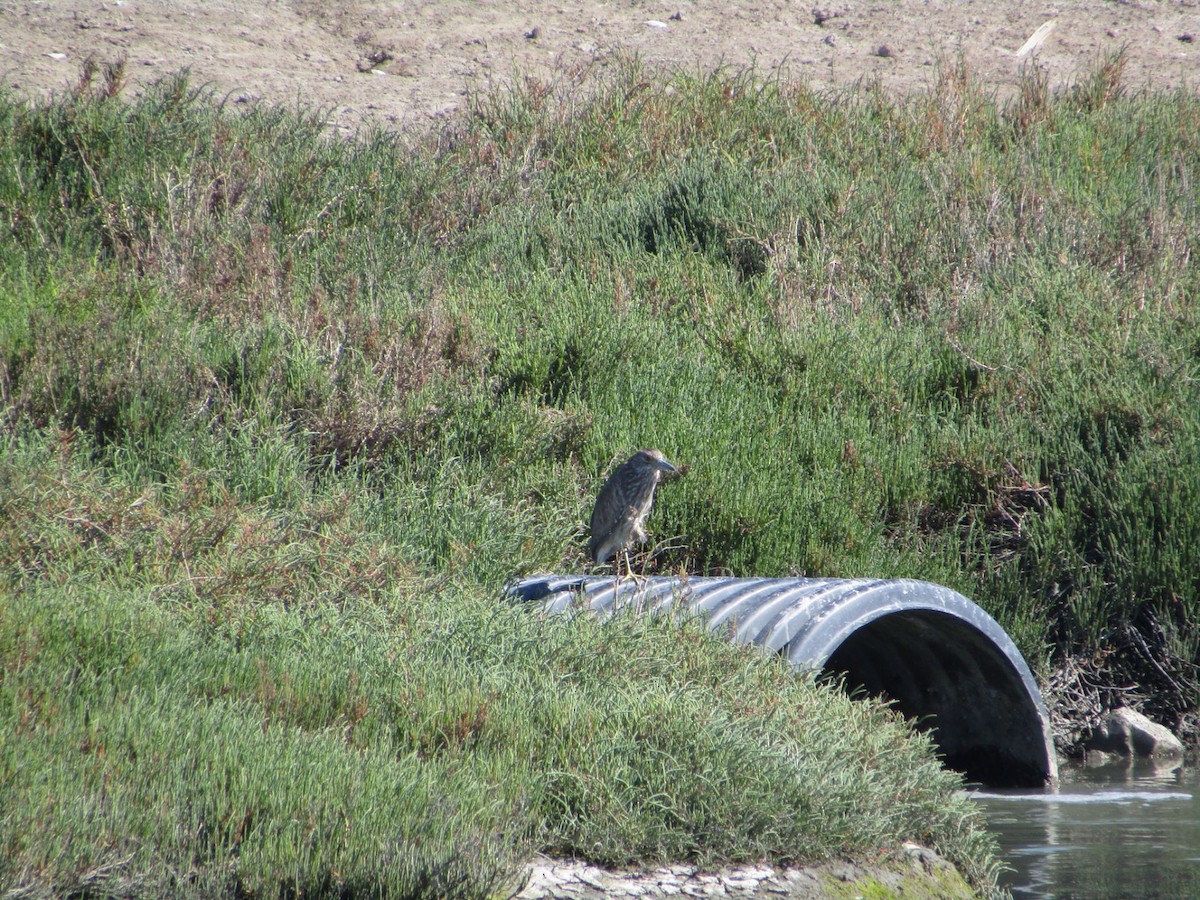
658,458 -> 679,475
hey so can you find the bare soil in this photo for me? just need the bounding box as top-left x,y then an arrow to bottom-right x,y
2,1 -> 1198,134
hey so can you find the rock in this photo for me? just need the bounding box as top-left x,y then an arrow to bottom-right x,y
1083,748 -> 1122,767
1084,707 -> 1184,759
903,841 -> 956,876
575,866 -> 610,891
722,873 -> 763,893
828,862 -> 860,882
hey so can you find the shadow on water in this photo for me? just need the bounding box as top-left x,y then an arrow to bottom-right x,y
970,762 -> 1200,899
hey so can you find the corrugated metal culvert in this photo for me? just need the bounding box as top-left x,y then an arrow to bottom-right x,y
506,575 -> 1058,788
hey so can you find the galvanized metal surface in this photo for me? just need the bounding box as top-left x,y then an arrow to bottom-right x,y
506,575 -> 1058,788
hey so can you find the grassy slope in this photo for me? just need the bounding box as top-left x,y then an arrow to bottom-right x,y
1,53 -> 1198,896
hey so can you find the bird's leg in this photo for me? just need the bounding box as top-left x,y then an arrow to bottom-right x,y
606,550 -> 630,609
624,547 -> 650,594
627,521 -> 651,587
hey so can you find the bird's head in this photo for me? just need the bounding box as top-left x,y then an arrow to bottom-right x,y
636,448 -> 679,476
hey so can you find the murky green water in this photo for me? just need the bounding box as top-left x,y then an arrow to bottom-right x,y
971,763 -> 1200,898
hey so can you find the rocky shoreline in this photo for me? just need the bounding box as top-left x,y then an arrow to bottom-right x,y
510,844 -> 973,899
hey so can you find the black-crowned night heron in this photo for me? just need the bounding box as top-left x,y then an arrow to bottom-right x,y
588,449 -> 679,573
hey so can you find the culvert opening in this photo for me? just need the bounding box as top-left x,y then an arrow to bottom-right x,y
822,609 -> 1051,788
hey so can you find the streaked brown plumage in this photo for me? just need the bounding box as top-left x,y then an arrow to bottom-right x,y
588,449 -> 679,566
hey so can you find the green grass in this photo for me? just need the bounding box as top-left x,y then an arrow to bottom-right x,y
0,432 -> 997,897
2,52 -> 1199,897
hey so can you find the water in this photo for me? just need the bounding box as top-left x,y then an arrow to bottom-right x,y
971,763 -> 1200,899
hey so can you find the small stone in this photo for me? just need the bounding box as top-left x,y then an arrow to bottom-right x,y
1084,748 -> 1120,767
822,34 -> 836,47
723,875 -> 761,892
355,48 -> 393,72
785,870 -> 823,888
525,26 -> 541,40
669,11 -> 683,22
1178,33 -> 1196,44
874,44 -> 894,58
516,864 -> 559,897
1085,707 -> 1184,758
576,867 -> 610,890
829,863 -> 859,882
903,842 -> 948,874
